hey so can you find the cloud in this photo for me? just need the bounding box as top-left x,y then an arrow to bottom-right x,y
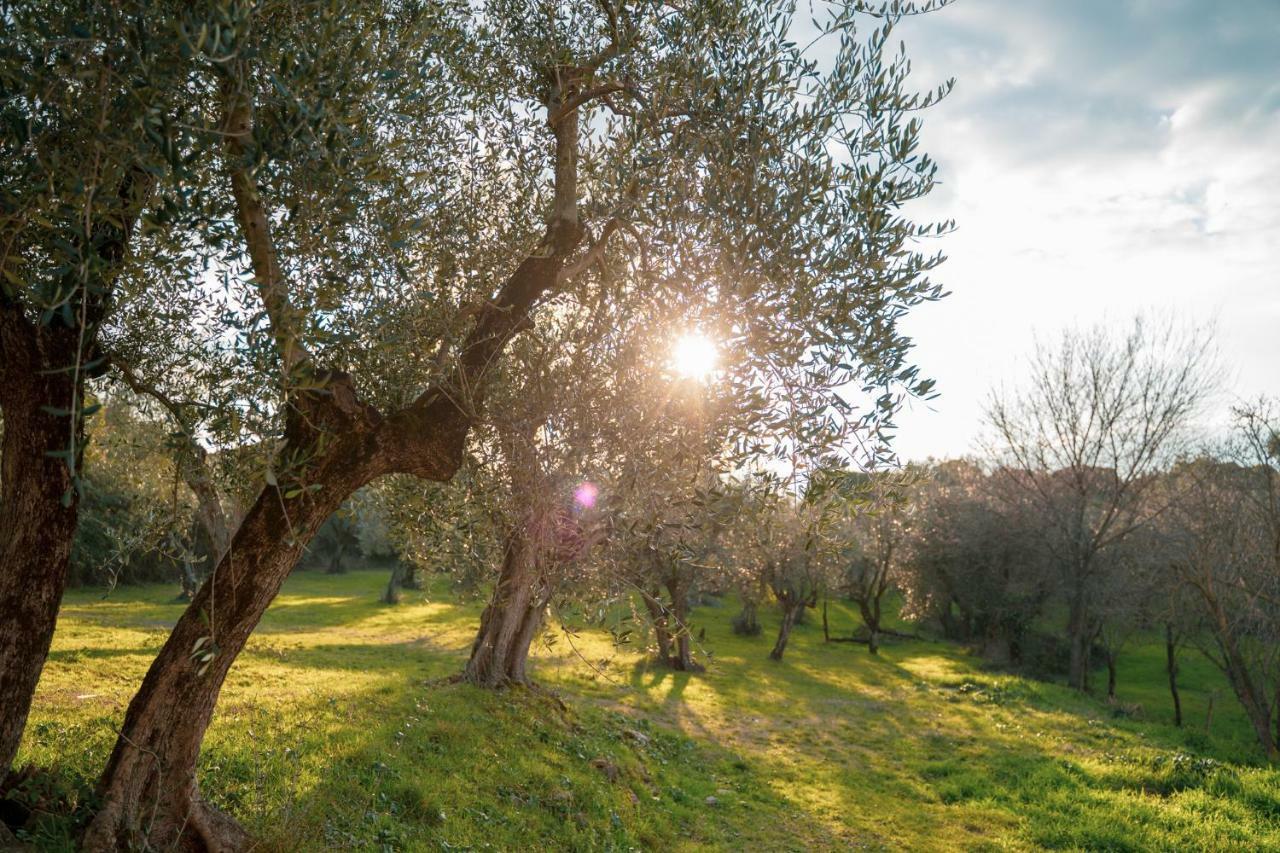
884,0 -> 1280,461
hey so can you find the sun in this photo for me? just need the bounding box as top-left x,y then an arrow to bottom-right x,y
671,332 -> 718,381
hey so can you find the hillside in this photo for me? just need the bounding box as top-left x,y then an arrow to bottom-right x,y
13,570 -> 1280,851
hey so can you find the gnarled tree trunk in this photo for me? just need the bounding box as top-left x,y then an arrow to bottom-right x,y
0,311 -> 79,775
83,402 -> 383,850
664,576 -> 699,671
857,598 -> 882,656
0,166 -> 149,777
382,562 -> 405,605
464,525 -> 551,687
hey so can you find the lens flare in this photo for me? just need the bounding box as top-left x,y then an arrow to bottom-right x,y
573,481 -> 598,509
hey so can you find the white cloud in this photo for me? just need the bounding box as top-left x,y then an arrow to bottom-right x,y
884,0 -> 1280,461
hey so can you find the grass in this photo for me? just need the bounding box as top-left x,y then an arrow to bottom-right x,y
13,569 -> 1280,851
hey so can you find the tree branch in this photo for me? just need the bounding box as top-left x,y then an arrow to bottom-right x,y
220,69 -> 309,381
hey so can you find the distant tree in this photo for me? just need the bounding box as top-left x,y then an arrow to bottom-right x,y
899,460 -> 1048,665
1168,401 -> 1280,758
984,317 -> 1216,690
726,478 -> 836,663
837,474 -> 913,655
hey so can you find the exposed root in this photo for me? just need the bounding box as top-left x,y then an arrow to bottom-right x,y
82,795 -> 251,852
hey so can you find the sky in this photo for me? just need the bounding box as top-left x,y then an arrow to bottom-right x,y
883,0 -> 1280,460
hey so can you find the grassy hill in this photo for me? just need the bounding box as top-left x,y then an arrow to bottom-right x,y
13,570 -> 1280,851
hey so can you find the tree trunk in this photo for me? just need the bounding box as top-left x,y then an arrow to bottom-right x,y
939,602 -> 960,641
769,602 -> 801,661
857,600 -> 881,656
1066,589 -> 1091,691
0,163 -> 148,776
399,563 -> 421,590
1165,624 -> 1182,727
821,598 -> 829,642
83,446 -> 373,850
642,590 -> 673,664
1105,651 -> 1117,701
0,317 -> 80,774
1220,641 -> 1276,758
464,526 -> 550,687
665,577 -> 700,671
381,563 -> 403,605
732,599 -> 760,636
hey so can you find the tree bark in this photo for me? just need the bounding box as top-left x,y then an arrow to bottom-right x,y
463,525 -> 550,687
0,311 -> 80,775
1105,650 -> 1117,701
0,165 -> 149,777
1216,633 -> 1276,758
732,599 -> 760,636
1165,623 -> 1182,727
83,405 -> 382,850
769,602 -> 802,661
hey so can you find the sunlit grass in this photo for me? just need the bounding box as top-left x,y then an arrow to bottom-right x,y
15,569 -> 1280,851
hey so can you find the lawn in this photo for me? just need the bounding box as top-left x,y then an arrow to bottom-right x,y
14,569 -> 1280,851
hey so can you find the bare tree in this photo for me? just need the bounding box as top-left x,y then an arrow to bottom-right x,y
984,317 -> 1216,690
1168,401 -> 1280,758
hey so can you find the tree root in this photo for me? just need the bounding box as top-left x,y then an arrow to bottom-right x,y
82,795 -> 250,852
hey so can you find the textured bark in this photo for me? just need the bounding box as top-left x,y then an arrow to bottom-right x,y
664,577 -> 699,672
0,164 -> 149,776
83,389 -> 384,851
464,527 -> 550,687
0,310 -> 80,775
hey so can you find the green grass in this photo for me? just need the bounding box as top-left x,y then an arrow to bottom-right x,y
13,570 -> 1280,851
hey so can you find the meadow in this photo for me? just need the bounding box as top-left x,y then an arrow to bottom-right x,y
14,569 -> 1280,851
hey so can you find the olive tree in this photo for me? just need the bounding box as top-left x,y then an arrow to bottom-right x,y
0,0 -> 199,775
57,0 -> 955,845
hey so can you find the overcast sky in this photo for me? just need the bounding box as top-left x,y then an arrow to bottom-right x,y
884,0 -> 1280,460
